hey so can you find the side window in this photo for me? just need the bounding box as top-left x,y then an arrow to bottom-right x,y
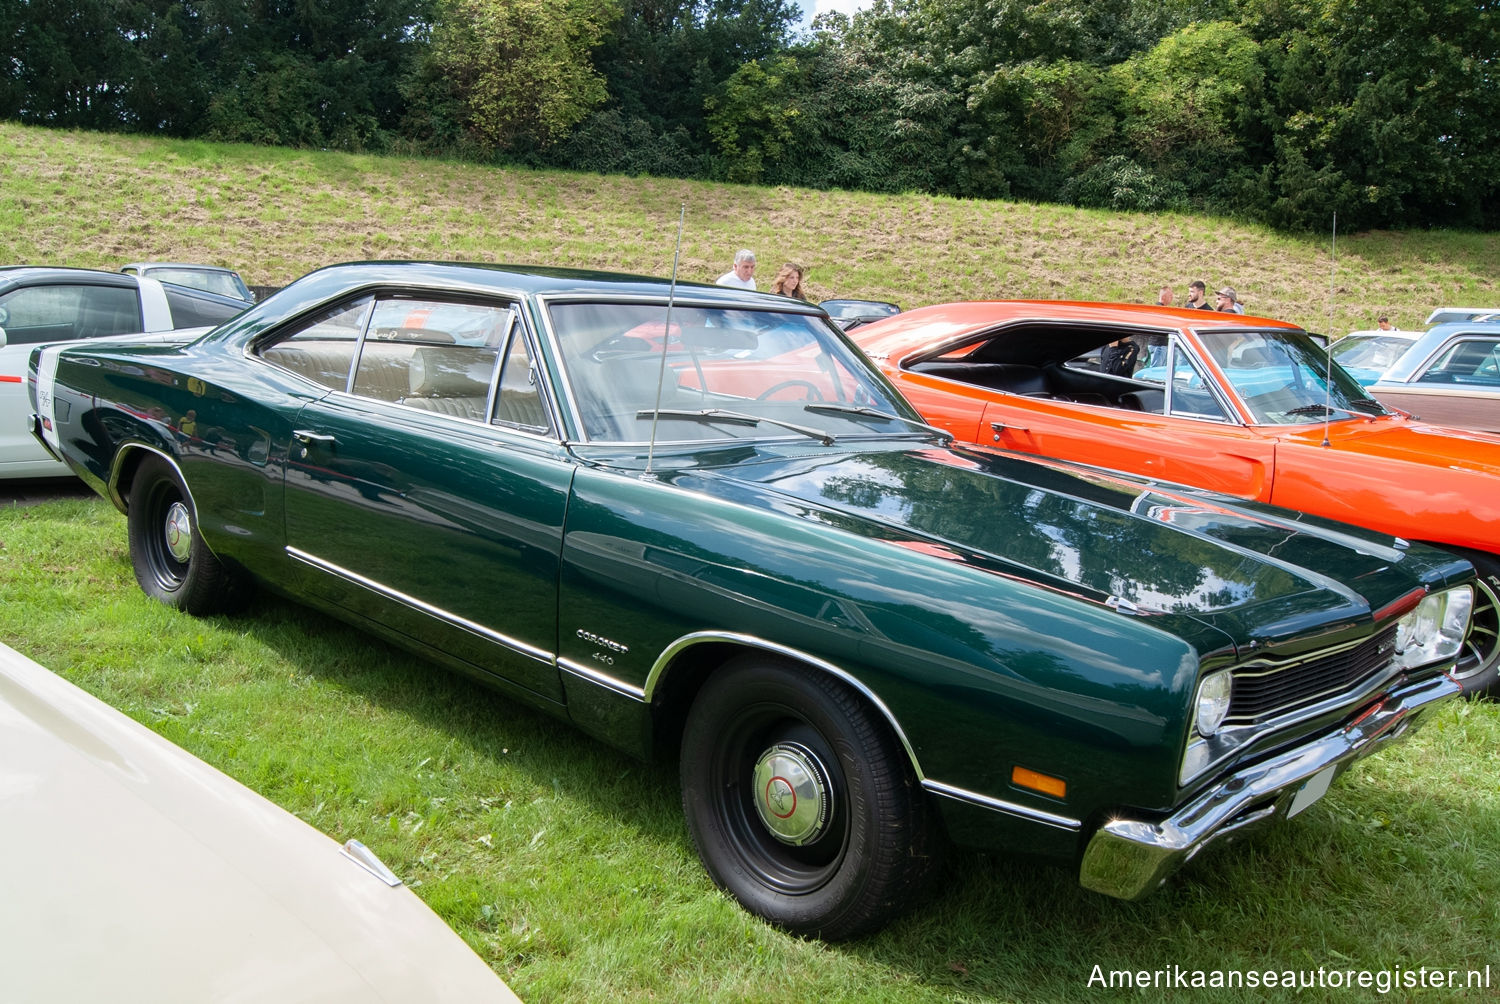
257,296 -> 372,391
1168,348 -> 1231,421
163,286 -> 245,329
367,299 -> 504,422
492,333 -> 548,431
0,284 -> 141,345
1417,339 -> 1500,385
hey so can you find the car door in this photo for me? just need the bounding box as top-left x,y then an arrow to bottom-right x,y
1373,334 -> 1500,434
1,280 -> 146,473
278,293 -> 571,703
982,337 -> 1279,500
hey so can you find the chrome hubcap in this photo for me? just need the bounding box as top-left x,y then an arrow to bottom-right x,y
751,742 -> 832,846
164,501 -> 192,563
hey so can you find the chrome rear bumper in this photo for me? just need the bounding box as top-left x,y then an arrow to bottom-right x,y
1078,672 -> 1459,901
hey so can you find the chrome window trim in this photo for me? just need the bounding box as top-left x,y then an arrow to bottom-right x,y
285,546 -> 553,664
1162,337 -> 1238,424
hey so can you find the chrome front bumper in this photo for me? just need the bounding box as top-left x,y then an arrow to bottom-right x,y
1078,672 -> 1460,901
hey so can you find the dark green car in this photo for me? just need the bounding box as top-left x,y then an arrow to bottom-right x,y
28,262 -> 1474,938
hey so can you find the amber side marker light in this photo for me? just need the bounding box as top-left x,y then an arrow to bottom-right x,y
1012,765 -> 1067,799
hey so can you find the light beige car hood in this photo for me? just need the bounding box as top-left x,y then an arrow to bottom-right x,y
0,642 -> 520,1004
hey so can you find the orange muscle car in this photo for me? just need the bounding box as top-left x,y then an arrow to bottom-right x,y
852,300 -> 1500,695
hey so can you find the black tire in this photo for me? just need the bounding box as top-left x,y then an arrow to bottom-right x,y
679,656 -> 940,939
1451,548 -> 1500,699
127,454 -> 251,615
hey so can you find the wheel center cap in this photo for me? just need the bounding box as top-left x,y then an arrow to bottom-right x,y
164,502 -> 193,563
751,742 -> 832,846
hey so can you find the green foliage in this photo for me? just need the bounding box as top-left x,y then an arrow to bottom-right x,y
1063,154 -> 1188,212
0,0 -> 1496,229
422,0 -> 621,152
589,0 -> 801,151
705,56 -> 801,183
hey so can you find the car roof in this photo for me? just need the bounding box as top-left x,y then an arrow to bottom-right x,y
277,260 -> 822,307
0,265 -> 142,291
1424,307 -> 1500,325
851,299 -> 1302,363
122,261 -> 241,274
1376,320 -> 1500,383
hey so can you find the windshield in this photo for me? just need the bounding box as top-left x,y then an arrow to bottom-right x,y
1329,334 -> 1412,372
1197,329 -> 1386,424
548,301 -> 916,443
145,267 -> 251,301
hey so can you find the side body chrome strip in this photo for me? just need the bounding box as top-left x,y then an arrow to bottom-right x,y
285,545 -> 551,663
922,779 -> 1082,832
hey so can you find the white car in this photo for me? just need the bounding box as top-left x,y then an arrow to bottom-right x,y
0,640 -> 521,1004
0,267 -> 246,477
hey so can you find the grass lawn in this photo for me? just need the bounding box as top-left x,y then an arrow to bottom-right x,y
2,496 -> 1497,1002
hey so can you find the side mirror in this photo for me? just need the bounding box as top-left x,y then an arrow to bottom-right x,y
0,326 -> 7,349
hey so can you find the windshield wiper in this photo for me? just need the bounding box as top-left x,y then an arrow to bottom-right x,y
1346,398 -> 1389,415
637,408 -> 835,445
803,402 -> 953,440
1285,402 -> 1355,419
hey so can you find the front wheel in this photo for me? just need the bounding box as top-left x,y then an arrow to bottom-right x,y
1451,549 -> 1500,699
680,656 -> 940,939
127,454 -> 251,615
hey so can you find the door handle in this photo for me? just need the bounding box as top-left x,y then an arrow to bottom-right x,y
990,421 -> 1028,441
292,429 -> 337,447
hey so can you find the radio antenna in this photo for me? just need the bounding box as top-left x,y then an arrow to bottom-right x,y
645,204 -> 686,477
1322,212 -> 1337,448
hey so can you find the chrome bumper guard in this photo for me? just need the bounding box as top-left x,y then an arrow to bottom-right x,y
1078,672 -> 1459,901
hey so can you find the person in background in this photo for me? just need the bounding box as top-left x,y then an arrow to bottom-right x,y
716,249 -> 757,289
769,262 -> 809,300
1157,285 -> 1174,306
1215,287 -> 1244,314
1184,281 -> 1212,309
1099,337 -> 1140,376
1377,315 -> 1397,330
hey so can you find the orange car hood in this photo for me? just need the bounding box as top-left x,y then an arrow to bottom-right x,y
1311,415 -> 1500,473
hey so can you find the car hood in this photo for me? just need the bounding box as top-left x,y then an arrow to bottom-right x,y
680,443 -> 1457,651
1315,415 -> 1500,473
0,642 -> 518,1004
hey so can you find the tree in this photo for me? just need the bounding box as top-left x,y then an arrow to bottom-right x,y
418,0 -> 620,152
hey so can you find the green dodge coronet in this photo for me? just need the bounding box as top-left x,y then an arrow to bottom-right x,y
28,262 -> 1475,938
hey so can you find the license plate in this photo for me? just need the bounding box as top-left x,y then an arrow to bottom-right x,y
1287,765 -> 1336,818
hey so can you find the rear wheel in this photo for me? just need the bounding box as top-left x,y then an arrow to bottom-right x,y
679,656 -> 940,939
127,454 -> 251,615
1452,549 -> 1500,699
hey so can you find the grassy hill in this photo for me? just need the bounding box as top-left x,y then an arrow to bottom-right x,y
5,122 -> 1498,333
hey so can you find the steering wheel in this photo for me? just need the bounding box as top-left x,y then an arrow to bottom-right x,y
756,379 -> 824,401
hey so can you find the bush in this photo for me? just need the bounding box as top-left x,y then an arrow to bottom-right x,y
1064,155 -> 1187,212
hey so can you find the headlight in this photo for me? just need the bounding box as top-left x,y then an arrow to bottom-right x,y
1394,586 -> 1473,670
1193,671 -> 1233,737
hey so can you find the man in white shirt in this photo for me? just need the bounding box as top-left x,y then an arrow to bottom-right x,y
716,250 -> 757,289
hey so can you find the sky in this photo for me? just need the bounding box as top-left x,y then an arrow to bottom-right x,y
796,0 -> 875,29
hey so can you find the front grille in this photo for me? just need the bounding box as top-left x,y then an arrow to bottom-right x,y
1227,624 -> 1400,725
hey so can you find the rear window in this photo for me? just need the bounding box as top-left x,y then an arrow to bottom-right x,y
163,286 -> 245,329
